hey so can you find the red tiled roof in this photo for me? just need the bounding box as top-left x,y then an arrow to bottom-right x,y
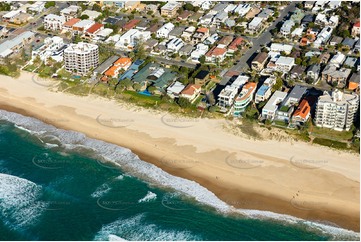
86,22 -> 103,34
123,19 -> 140,30
196,27 -> 209,34
181,84 -> 202,95
228,37 -> 244,50
205,46 -> 227,57
293,99 -> 310,119
64,18 -> 80,27
354,21 -> 360,27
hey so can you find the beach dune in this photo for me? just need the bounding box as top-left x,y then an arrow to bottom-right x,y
0,72 -> 359,231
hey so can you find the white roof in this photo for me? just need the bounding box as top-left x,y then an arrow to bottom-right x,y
45,14 -> 65,22
64,42 -> 98,54
96,28 -> 113,37
330,52 -> 346,64
0,31 -> 34,57
105,34 -> 121,43
276,56 -> 294,66
161,2 -> 180,11
3,10 -> 20,19
263,91 -> 288,112
249,17 -> 263,28
61,5 -> 79,14
81,10 -> 101,19
270,43 -> 293,53
73,20 -> 95,28
167,81 -> 185,94
231,75 -> 249,88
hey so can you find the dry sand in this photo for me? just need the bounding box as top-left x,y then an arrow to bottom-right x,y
0,72 -> 359,231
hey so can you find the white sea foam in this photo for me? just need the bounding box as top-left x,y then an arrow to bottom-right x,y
115,175 -> 124,180
138,191 -> 157,203
0,109 -> 359,240
0,173 -> 46,230
91,183 -> 111,198
108,234 -> 127,241
93,214 -> 200,241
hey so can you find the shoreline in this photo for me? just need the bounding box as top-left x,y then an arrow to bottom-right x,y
0,72 -> 359,232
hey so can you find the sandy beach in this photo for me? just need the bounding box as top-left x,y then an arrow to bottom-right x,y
0,72 -> 359,231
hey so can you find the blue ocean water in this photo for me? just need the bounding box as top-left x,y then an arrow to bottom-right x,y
0,110 -> 359,241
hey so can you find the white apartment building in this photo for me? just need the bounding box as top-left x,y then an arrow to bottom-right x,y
167,38 -> 184,53
234,3 -> 252,16
32,36 -> 65,62
218,85 -> 239,108
63,42 -> 99,75
218,76 -> 248,108
315,90 -> 359,131
190,43 -> 209,63
255,76 -> 276,104
114,29 -> 151,50
280,20 -> 295,36
60,5 -> 80,21
156,22 -> 175,39
28,1 -> 45,13
262,91 -> 288,120
275,56 -> 295,72
44,14 -> 66,31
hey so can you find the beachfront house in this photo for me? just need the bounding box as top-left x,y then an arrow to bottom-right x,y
261,91 -> 288,120
254,76 -> 276,104
233,82 -> 257,117
275,85 -> 308,123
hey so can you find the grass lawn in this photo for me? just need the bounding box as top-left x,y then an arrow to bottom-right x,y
313,137 -> 348,150
23,64 -> 38,72
309,125 -> 354,141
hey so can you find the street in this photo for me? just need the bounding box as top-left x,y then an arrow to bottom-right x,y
219,2 -> 298,85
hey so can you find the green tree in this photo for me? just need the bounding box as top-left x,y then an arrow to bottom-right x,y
0,2 -> 11,11
199,55 -> 206,64
177,97 -> 192,108
133,83 -> 141,91
295,58 -> 302,65
148,86 -> 157,94
44,1 -> 55,9
80,14 -> 89,20
92,4 -> 102,12
272,77 -> 283,92
119,78 -> 132,90
183,2 -> 194,11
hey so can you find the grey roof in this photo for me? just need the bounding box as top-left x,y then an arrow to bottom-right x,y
330,36 -> 343,44
144,38 -> 158,48
307,64 -> 321,74
189,12 -> 203,22
215,11 -> 228,20
0,31 -> 34,57
169,26 -> 185,37
354,39 -> 360,49
225,19 -> 236,27
280,85 -> 308,107
136,20 -> 149,29
179,44 -> 193,54
349,72 -> 360,84
291,65 -> 306,75
258,8 -> 273,19
302,14 -> 314,23
343,56 -> 358,67
212,3 -> 227,12
288,85 -> 308,100
93,55 -> 119,74
103,17 -> 122,25
342,38 -> 356,48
